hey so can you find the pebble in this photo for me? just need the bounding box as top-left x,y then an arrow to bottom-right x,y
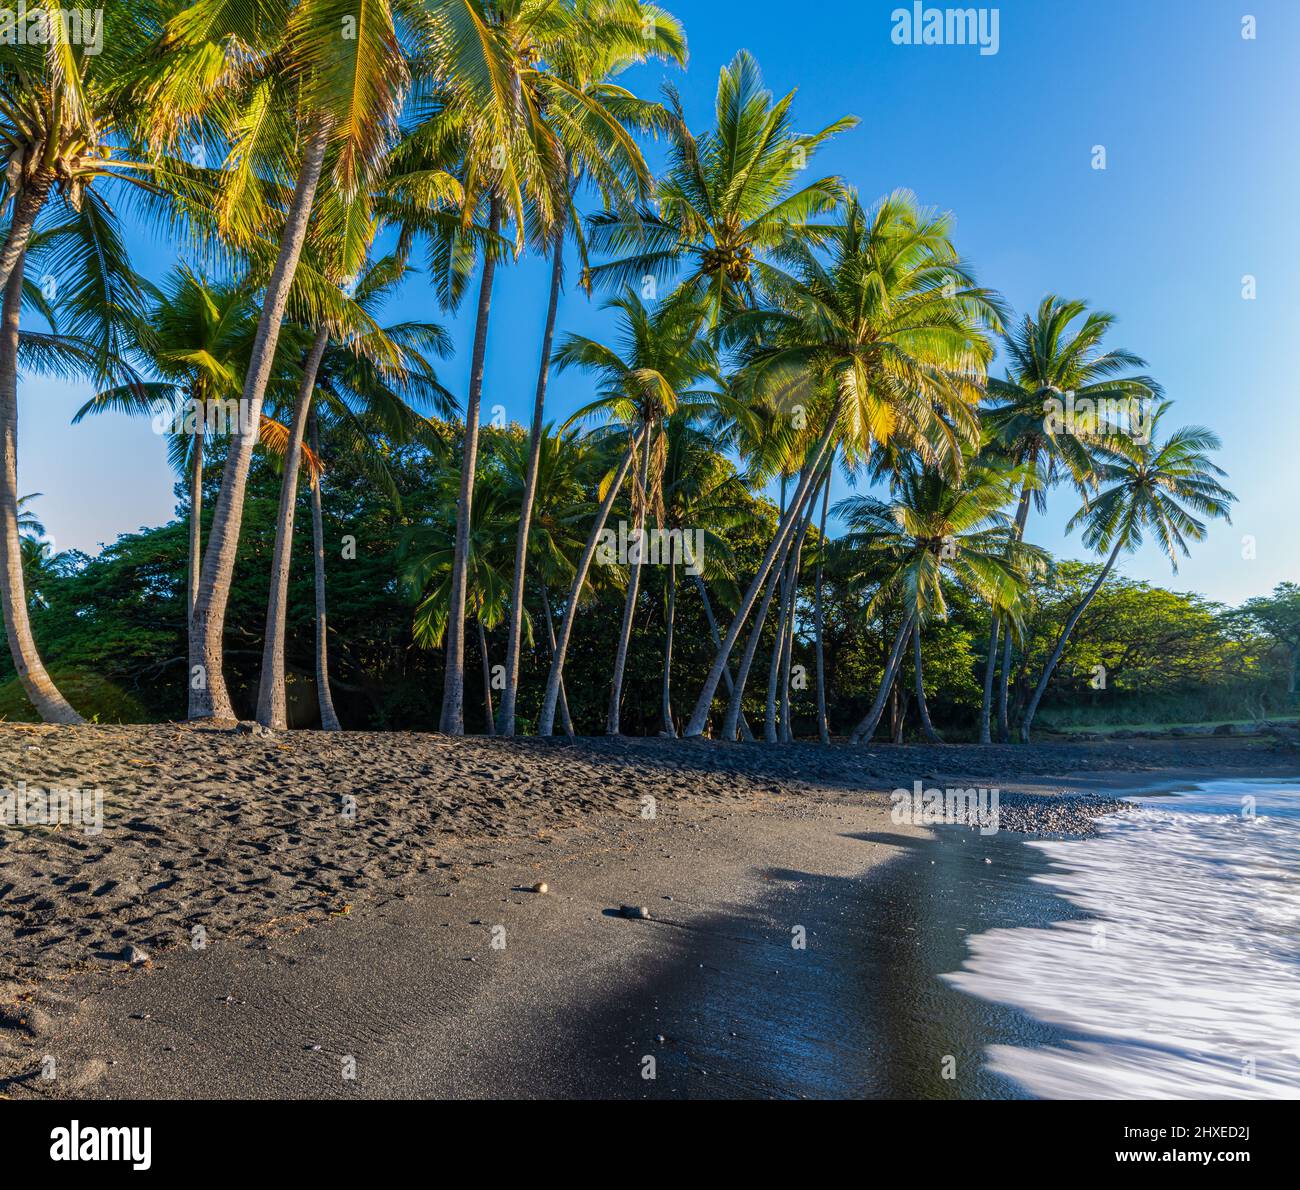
620,905 -> 650,920
123,944 -> 151,966
532,881 -> 548,894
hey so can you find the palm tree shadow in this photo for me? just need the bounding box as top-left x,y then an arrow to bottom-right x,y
526,826 -> 1096,1099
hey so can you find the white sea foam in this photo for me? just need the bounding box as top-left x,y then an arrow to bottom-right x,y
942,778 -> 1300,1099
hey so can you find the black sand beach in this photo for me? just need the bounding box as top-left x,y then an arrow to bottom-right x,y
2,725 -> 1297,1098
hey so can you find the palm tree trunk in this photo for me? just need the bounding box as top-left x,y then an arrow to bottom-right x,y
764,478 -> 791,744
723,541 -> 791,742
188,420 -> 204,627
256,324 -> 330,729
849,611 -> 915,745
764,594 -> 786,742
691,573 -> 754,742
308,405 -> 341,731
188,115 -> 330,721
978,615 -> 999,744
995,479 -> 1035,741
0,249 -> 81,723
477,618 -> 495,737
539,582 -> 573,737
440,197 -> 502,736
814,462 -> 832,744
913,621 -> 942,743
780,470 -> 825,742
501,231 -> 564,736
538,422 -> 649,736
661,560 -> 676,736
684,403 -> 841,737
996,628 -> 1015,742
779,608 -> 796,742
606,423 -> 652,735
1020,539 -> 1125,742
0,173 -> 52,297
768,482 -> 817,743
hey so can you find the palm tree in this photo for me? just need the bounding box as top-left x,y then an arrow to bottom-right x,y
74,266 -> 262,620
834,458 -> 1046,745
493,424 -> 602,734
0,194 -> 149,723
811,456 -> 833,742
402,0 -> 577,736
1020,405 -> 1235,741
586,49 -> 857,324
255,249 -> 452,729
497,0 -> 687,738
978,296 -> 1160,743
402,453 -> 517,734
537,289 -> 713,735
163,0 -> 416,721
0,4 -> 184,723
683,191 -> 1006,738
0,2 -> 194,296
655,415 -> 745,735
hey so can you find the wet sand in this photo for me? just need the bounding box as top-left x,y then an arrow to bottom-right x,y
2,725 -> 1296,1098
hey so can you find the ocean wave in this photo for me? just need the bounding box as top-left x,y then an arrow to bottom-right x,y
942,779 -> 1300,1099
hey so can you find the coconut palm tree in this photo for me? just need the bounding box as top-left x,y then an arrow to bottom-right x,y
655,415 -> 745,735
496,0 -> 686,738
0,196 -> 147,723
978,296 -> 1161,743
255,248 -> 452,729
536,290 -> 709,734
834,458 -> 1047,745
295,261 -> 457,731
0,1 -> 196,296
162,0 -> 418,720
586,49 -> 857,324
400,0 -> 575,736
683,191 -> 1006,738
811,455 -> 834,742
538,289 -> 714,735
74,266 -> 261,619
0,0 -> 185,723
493,424 -> 604,734
1020,406 -> 1234,741
401,454 -> 517,734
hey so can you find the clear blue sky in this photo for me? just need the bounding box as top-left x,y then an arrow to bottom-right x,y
20,0 -> 1299,606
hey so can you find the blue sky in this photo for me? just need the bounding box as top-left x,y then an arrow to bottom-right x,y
19,0 -> 1299,606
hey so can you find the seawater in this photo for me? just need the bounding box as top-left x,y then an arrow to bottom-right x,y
942,778 -> 1300,1099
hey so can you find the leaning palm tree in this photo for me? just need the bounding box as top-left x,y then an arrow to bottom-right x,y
255,244 -> 453,729
537,289 -> 715,735
834,458 -> 1047,745
683,191 -> 1006,738
586,49 -> 857,324
0,2 -> 186,723
978,296 -> 1161,743
496,0 -> 687,738
0,1 -> 201,296
655,415 -> 745,736
0,195 -> 147,723
1020,405 -> 1234,741
401,456 -> 518,734
399,0 -> 576,736
493,424 -> 604,734
162,0 -> 418,720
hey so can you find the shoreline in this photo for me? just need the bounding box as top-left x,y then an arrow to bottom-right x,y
3,725 -> 1297,1098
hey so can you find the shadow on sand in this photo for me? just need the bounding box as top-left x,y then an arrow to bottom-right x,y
529,825 -> 1103,1099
